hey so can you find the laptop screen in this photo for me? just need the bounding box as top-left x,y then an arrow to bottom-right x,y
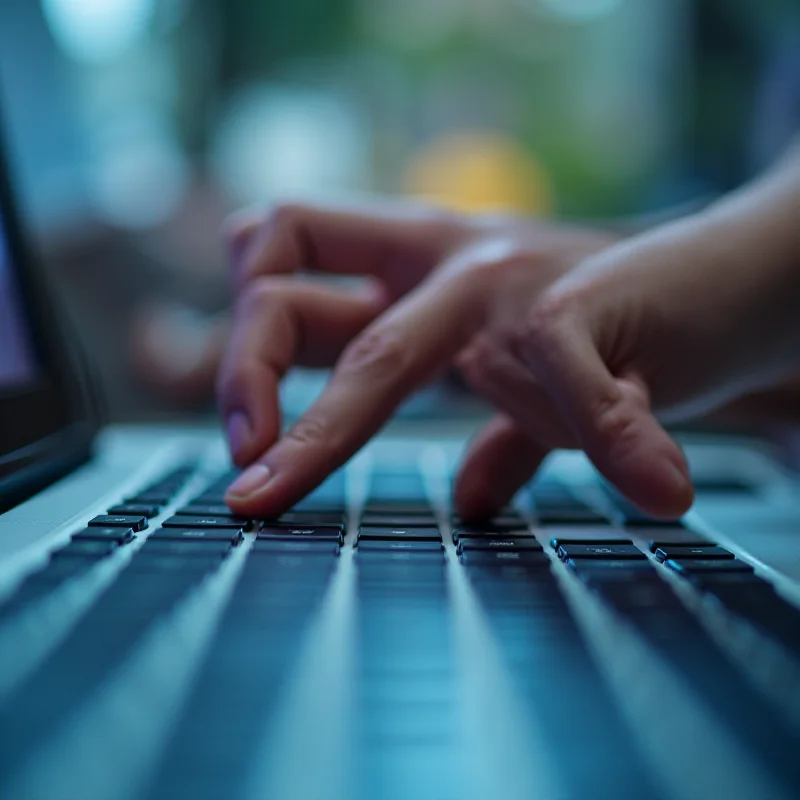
0,211 -> 38,390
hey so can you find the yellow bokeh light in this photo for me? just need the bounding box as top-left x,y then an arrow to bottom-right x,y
403,131 -> 552,215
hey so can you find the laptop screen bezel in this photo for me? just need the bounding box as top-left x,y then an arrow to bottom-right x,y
0,118 -> 97,493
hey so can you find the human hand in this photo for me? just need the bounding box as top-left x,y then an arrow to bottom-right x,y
218,198 -> 615,516
457,177 -> 800,518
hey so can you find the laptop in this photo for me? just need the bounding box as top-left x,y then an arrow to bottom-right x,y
1,114 -> 800,800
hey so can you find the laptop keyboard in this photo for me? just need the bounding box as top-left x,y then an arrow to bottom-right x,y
0,459 -> 799,798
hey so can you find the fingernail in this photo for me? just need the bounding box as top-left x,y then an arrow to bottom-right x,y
226,411 -> 252,458
227,463 -> 272,498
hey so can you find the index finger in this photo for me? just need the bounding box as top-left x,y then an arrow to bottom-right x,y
225,199 -> 463,293
224,266 -> 490,516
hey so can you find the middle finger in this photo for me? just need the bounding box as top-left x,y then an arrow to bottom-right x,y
217,277 -> 388,465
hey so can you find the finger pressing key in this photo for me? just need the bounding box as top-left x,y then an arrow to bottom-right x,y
225,267 -> 492,516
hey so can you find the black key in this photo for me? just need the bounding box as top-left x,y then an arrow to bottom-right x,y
459,549 -> 551,566
259,525 -> 344,545
549,536 -> 632,550
138,539 -> 231,557
360,514 -> 436,527
655,545 -> 733,562
458,537 -> 543,553
452,523 -> 530,541
53,539 -> 118,559
276,512 -> 345,526
356,549 -> 445,564
566,558 -> 657,582
252,539 -> 340,555
72,526 -> 135,545
363,503 -> 432,515
452,528 -> 537,544
148,528 -> 242,544
557,543 -> 645,560
107,504 -> 160,518
89,515 -> 148,532
648,537 -> 715,552
358,526 -> 442,542
665,558 -> 754,576
357,539 -> 443,552
175,504 -> 236,517
162,515 -> 249,531
258,533 -> 342,546
453,514 -> 525,528
125,493 -> 173,505
153,464 -> 195,480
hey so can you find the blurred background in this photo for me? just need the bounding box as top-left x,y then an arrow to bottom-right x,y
0,0 -> 798,421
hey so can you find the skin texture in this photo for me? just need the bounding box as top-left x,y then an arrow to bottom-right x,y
220,143 -> 800,521
217,202 -> 616,516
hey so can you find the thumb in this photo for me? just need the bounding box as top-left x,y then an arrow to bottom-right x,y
517,308 -> 693,518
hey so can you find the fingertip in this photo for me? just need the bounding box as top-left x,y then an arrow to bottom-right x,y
595,431 -> 695,520
454,417 -> 549,522
632,432 -> 695,519
224,463 -> 282,516
660,449 -> 695,517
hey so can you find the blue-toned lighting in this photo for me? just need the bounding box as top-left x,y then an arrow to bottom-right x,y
41,0 -> 155,63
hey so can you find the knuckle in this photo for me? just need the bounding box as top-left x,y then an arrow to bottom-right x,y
522,291 -> 574,354
265,201 -> 303,232
237,277 -> 286,316
487,237 -> 540,270
592,396 -> 639,454
456,349 -> 483,389
457,337 -> 493,387
458,238 -> 531,282
337,327 -> 410,380
285,414 -> 331,450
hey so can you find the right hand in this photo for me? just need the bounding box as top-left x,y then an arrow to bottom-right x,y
217,198 -> 616,517
456,177 -> 800,519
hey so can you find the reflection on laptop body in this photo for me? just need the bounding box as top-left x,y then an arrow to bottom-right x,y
0,107 -> 799,800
